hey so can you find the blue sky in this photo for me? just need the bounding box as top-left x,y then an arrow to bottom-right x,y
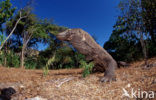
12,0 -> 119,48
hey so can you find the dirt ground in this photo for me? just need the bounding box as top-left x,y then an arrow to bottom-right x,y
0,58 -> 156,100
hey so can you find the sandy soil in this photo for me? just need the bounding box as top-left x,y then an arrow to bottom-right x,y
0,58 -> 156,100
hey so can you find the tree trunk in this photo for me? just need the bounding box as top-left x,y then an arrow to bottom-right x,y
20,45 -> 26,68
140,32 -> 148,66
4,42 -> 8,67
4,57 -> 7,67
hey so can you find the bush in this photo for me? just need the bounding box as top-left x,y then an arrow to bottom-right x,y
7,51 -> 20,68
80,60 -> 94,77
0,51 -> 5,65
0,50 -> 20,68
43,53 -> 56,75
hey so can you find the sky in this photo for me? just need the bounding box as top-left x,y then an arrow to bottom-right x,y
12,0 -> 120,48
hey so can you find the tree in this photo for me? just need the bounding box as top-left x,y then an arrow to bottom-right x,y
141,0 -> 156,45
7,8 -> 50,68
0,11 -> 27,50
104,0 -> 156,64
0,0 -> 29,67
104,29 -> 143,62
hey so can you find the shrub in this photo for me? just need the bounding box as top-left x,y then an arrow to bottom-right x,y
0,50 -> 20,68
43,53 -> 56,75
80,60 -> 94,77
8,51 -> 20,68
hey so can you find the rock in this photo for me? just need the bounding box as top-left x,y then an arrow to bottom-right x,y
25,96 -> 47,100
0,87 -> 16,100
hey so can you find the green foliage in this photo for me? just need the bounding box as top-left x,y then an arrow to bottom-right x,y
7,51 -> 20,68
104,30 -> 143,62
0,35 -> 5,42
54,46 -> 74,68
104,0 -> 156,62
80,60 -> 94,77
0,34 -> 6,47
146,40 -> 156,57
0,50 -> 20,67
0,51 -> 5,64
37,33 -> 86,69
7,10 -> 50,42
49,25 -> 67,36
0,0 -> 16,33
0,0 -> 91,72
24,57 -> 37,69
141,0 -> 156,44
43,53 -> 56,75
43,67 -> 49,76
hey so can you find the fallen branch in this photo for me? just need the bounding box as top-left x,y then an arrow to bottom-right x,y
56,77 -> 75,87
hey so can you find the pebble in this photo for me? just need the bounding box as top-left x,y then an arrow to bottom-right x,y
25,96 -> 47,100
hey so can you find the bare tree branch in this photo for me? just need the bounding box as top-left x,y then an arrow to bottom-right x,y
0,11 -> 27,50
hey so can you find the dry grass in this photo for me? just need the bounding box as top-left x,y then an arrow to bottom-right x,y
0,58 -> 156,100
